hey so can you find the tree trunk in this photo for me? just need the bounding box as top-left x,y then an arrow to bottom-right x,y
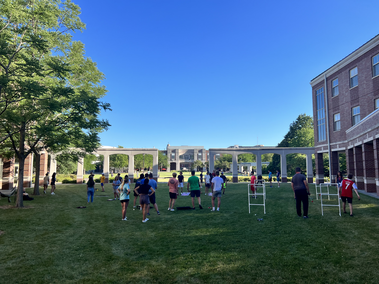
16,123 -> 25,208
33,151 -> 40,195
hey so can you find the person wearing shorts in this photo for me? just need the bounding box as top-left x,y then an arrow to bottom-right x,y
50,172 -> 56,195
340,174 -> 360,216
134,178 -> 155,223
204,172 -> 211,195
268,170 -> 272,187
187,170 -> 202,209
148,173 -> 160,215
112,176 -> 121,200
211,171 -> 223,211
43,173 -> 49,194
220,172 -> 227,194
133,174 -> 144,210
178,172 -> 184,193
118,175 -> 130,221
100,173 -> 105,192
168,172 -> 179,211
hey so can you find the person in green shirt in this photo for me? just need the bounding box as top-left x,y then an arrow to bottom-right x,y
187,170 -> 203,210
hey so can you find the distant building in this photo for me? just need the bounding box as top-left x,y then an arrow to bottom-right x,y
311,34 -> 379,194
166,144 -> 207,171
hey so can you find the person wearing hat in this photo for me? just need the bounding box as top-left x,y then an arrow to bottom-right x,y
100,173 -> 105,192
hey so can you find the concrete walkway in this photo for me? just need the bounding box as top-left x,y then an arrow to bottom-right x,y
357,189 -> 379,200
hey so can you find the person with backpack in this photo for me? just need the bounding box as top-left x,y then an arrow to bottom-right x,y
86,176 -> 96,203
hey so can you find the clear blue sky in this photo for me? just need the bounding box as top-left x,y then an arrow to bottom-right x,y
71,0 -> 379,150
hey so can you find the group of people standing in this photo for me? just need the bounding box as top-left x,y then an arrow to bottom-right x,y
43,172 -> 56,195
291,167 -> 361,218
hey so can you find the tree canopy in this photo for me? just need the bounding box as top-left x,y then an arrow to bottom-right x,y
0,0 -> 110,206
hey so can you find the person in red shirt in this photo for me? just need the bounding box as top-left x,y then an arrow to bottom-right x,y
250,170 -> 256,193
340,174 -> 361,216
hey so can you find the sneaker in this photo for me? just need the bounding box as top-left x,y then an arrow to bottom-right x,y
142,219 -> 147,223
217,208 -> 220,211
44,190 -> 46,194
147,213 -> 150,216
157,211 -> 160,215
171,209 -> 175,211
199,205 -> 203,209
145,218 -> 149,221
211,209 -> 215,211
168,208 -> 171,211
303,216 -> 309,219
51,192 -> 55,195
122,218 -> 127,221
350,214 -> 354,217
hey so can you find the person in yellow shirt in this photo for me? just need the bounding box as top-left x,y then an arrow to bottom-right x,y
100,173 -> 105,192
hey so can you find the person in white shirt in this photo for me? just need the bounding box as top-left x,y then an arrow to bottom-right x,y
204,172 -> 211,195
211,171 -> 223,211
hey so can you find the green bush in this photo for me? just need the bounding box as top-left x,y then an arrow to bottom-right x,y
62,179 -> 76,184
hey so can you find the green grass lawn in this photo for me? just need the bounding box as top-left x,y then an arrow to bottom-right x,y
1,182 -> 379,283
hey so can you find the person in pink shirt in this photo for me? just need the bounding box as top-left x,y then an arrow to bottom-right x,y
168,172 -> 179,211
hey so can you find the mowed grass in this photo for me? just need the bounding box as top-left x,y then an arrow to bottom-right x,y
1,182 -> 379,283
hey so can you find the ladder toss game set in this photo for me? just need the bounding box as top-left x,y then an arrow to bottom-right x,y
247,182 -> 342,216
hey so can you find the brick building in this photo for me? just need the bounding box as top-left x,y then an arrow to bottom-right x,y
311,34 -> 379,195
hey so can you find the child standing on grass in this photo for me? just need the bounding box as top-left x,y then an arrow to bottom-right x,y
118,175 -> 130,221
100,173 -> 105,192
86,176 -> 95,203
340,173 -> 360,216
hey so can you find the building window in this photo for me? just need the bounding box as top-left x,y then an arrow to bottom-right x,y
316,87 -> 326,141
375,98 -> 379,109
333,113 -> 341,131
332,78 -> 339,97
350,67 -> 358,88
352,106 -> 360,126
373,54 -> 379,77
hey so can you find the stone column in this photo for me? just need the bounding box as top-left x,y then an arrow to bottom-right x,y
152,152 -> 159,181
306,153 -> 314,184
103,154 -> 110,183
209,151 -> 215,173
315,153 -> 324,184
232,153 -> 238,183
39,152 -> 48,186
175,150 -> 180,171
76,157 -> 84,184
354,146 -> 364,189
256,154 -> 262,176
347,148 -> 355,177
167,149 -> 171,172
280,153 -> 287,183
2,157 -> 14,190
23,154 -> 33,188
128,154 -> 134,183
363,142 -> 376,192
49,154 -> 57,175
374,139 -> 379,195
330,151 -> 339,183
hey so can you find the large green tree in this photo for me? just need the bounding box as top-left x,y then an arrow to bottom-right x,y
110,146 -> 128,171
0,1 -> 110,206
268,114 -> 314,176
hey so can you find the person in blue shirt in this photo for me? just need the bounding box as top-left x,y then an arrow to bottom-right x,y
268,170 -> 273,187
118,175 -> 130,220
148,173 -> 160,215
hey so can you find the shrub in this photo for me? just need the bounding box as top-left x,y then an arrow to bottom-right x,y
62,179 -> 76,184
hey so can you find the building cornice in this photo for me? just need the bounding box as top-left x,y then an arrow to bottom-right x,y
310,34 -> 379,87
